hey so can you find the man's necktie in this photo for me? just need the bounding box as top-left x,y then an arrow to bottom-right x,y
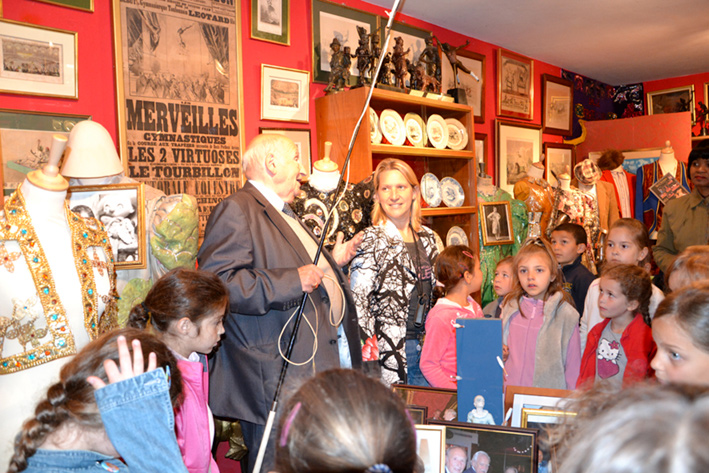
282,203 -> 298,220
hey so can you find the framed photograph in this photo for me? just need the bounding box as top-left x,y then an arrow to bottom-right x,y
0,109 -> 90,193
647,85 -> 696,124
33,0 -> 93,11
505,385 -> 572,428
260,127 -> 312,175
415,425 -> 446,473
261,64 -> 310,123
312,0 -> 378,86
497,48 -> 534,120
479,201 -> 513,246
543,142 -> 575,187
495,119 -> 542,195
0,19 -> 78,99
542,74 -> 573,135
521,407 -> 576,430
392,385 -> 458,422
67,183 -> 146,270
475,132 -> 488,177
430,421 -> 538,473
442,49 -> 485,123
251,0 -> 289,45
408,405 -> 429,425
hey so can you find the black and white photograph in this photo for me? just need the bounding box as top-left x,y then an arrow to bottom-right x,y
67,183 -> 146,270
496,120 -> 542,195
251,0 -> 289,45
480,201 -> 513,246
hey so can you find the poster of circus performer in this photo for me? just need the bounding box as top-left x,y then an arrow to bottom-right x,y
112,0 -> 245,235
0,109 -> 89,193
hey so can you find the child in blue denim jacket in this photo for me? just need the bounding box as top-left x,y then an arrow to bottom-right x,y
7,329 -> 187,473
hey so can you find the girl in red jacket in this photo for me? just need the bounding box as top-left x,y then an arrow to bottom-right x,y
129,267 -> 229,473
577,263 -> 655,389
421,245 -> 483,388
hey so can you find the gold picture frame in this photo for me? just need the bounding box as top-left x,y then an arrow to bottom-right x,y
479,201 -> 513,246
521,407 -> 576,429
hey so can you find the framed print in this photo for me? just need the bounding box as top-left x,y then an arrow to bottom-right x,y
111,0 -> 246,237
415,425 -> 446,473
647,85 -> 696,124
506,386 -> 572,428
251,0 -> 289,45
33,0 -> 93,11
479,201 -> 513,246
475,132 -> 488,177
0,109 -> 89,193
261,64 -> 310,123
497,48 -> 534,120
442,49 -> 485,123
67,183 -> 146,270
260,127 -> 312,175
407,405 -> 429,425
312,0 -> 378,86
495,119 -> 542,195
392,385 -> 457,422
430,421 -> 538,473
543,142 -> 575,187
0,19 -> 78,99
521,407 -> 576,430
542,74 -> 573,135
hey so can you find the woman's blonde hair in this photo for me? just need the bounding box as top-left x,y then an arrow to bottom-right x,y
371,158 -> 422,232
665,246 -> 709,292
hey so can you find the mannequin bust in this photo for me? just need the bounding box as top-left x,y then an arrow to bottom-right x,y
527,161 -> 545,180
514,161 -> 553,238
477,173 -> 496,195
309,142 -> 340,193
0,135 -> 117,460
658,140 -> 678,176
558,173 -> 571,191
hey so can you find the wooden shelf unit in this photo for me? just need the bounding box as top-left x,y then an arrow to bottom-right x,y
315,86 -> 479,253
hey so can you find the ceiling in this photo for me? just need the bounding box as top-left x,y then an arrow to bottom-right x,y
365,0 -> 709,85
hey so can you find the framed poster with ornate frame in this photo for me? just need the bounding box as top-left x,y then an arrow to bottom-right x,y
0,109 -> 89,194
442,49 -> 485,123
497,48 -> 534,121
542,74 -> 573,135
251,0 -> 289,45
496,119 -> 542,195
543,142 -> 575,187
0,19 -> 78,99
111,0 -> 246,236
312,0 -> 378,86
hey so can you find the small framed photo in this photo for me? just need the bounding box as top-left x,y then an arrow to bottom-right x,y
479,201 -> 513,246
251,0 -> 289,45
497,48 -> 534,121
496,119 -> 542,195
392,385 -> 458,422
475,132 -> 488,177
415,425 -> 446,473
430,421 -> 538,473
260,127 -> 312,176
67,183 -> 146,270
261,64 -> 310,123
408,405 -> 429,425
0,19 -> 78,99
505,385 -> 572,428
33,0 -> 93,11
521,407 -> 576,430
311,0 -> 378,86
542,74 -> 573,135
543,142 -> 575,188
442,49 -> 485,123
647,85 -> 696,124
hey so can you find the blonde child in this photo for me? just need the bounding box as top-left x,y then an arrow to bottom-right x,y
664,245 -> 709,292
580,218 -> 664,352
482,256 -> 514,318
576,264 -> 655,389
651,281 -> 709,385
500,238 -> 581,389
421,245 -> 484,388
128,267 -> 229,473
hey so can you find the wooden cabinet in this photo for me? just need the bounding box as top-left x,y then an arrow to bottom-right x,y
315,86 -> 479,251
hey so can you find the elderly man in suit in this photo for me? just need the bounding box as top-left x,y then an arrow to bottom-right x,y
198,134 -> 363,472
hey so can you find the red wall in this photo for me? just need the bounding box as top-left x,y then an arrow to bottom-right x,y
644,72 -> 709,138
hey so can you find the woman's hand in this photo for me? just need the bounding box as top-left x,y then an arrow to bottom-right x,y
86,335 -> 158,389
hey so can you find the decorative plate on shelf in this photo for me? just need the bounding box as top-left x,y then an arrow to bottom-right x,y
440,176 -> 465,207
404,112 -> 427,147
420,172 -> 441,207
426,114 -> 449,149
446,226 -> 469,247
369,107 -> 382,144
445,118 -> 468,151
380,109 -> 406,146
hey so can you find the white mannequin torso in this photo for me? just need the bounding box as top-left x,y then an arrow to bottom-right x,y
527,163 -> 545,180
658,141 -> 678,177
308,168 -> 340,193
477,175 -> 496,196
559,176 -> 571,191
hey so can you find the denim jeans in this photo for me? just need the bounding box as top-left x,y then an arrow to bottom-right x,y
23,369 -> 187,473
405,338 -> 430,387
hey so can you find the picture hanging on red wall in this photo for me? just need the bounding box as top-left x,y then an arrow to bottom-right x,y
33,0 -> 93,12
647,85 -> 695,125
541,74 -> 573,136
497,48 -> 534,121
251,0 -> 290,45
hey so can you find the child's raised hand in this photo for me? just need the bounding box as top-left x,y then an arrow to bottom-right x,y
86,335 -> 158,390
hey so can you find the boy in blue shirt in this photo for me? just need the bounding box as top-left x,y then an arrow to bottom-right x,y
550,222 -> 596,316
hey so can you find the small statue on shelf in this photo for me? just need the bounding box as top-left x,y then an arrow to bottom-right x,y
391,36 -> 411,90
369,33 -> 382,77
324,37 -> 348,94
413,63 -> 441,93
417,34 -> 441,84
697,101 -> 709,136
440,39 -> 476,85
376,52 -> 392,85
353,26 -> 371,87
